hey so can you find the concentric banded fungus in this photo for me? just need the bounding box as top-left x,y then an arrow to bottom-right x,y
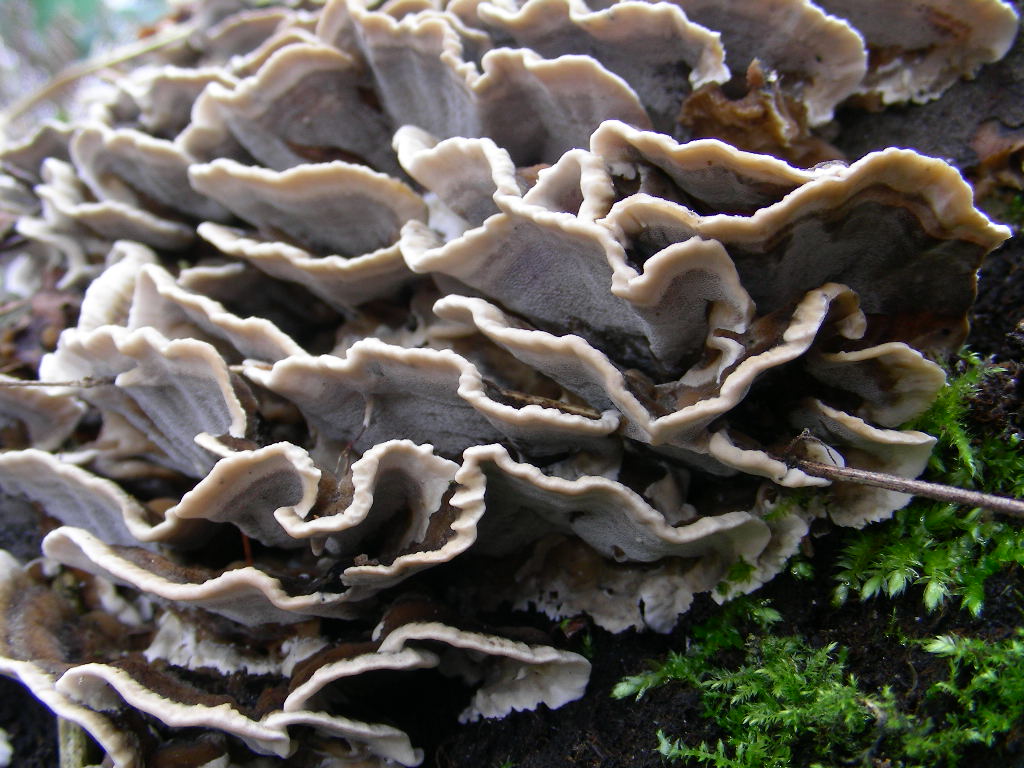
113,66 -> 238,139
191,158 -> 427,308
473,0 -> 729,132
0,552 -> 139,768
37,159 -> 194,252
71,122 -> 232,223
0,0 -> 1016,765
0,121 -> 73,182
814,0 -> 1019,105
185,42 -> 403,174
0,375 -> 84,451
667,0 -> 870,126
40,326 -> 247,476
242,339 -> 620,458
1,551 -> 587,766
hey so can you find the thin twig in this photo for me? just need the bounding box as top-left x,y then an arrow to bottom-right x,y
0,297 -> 29,316
0,377 -> 111,388
1,26 -> 193,130
789,456 -> 1024,519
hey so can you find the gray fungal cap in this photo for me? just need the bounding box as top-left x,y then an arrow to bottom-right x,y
0,0 -> 1016,765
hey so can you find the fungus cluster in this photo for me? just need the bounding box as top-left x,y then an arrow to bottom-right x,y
0,0 -> 1016,766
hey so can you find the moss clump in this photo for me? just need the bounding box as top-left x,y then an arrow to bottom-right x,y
833,350 -> 1024,616
615,598 -> 1024,768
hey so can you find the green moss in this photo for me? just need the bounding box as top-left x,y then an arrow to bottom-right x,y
612,597 -> 781,702
832,350 -> 1024,616
615,599 -> 902,767
715,557 -> 759,598
615,604 -> 1024,768
998,191 -> 1024,231
613,351 -> 1024,768
903,629 -> 1024,764
654,636 -> 894,768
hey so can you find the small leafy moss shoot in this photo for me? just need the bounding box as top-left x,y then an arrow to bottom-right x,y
833,350 -> 1024,615
614,599 -> 896,768
614,351 -> 1024,767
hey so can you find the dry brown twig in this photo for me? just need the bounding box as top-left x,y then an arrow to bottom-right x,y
0,377 -> 110,388
779,431 -> 1024,519
0,25 -> 193,132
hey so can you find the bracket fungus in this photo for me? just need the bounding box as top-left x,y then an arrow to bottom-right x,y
0,0 -> 1017,765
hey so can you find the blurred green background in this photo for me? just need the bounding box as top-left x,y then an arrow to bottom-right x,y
0,0 -> 169,133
